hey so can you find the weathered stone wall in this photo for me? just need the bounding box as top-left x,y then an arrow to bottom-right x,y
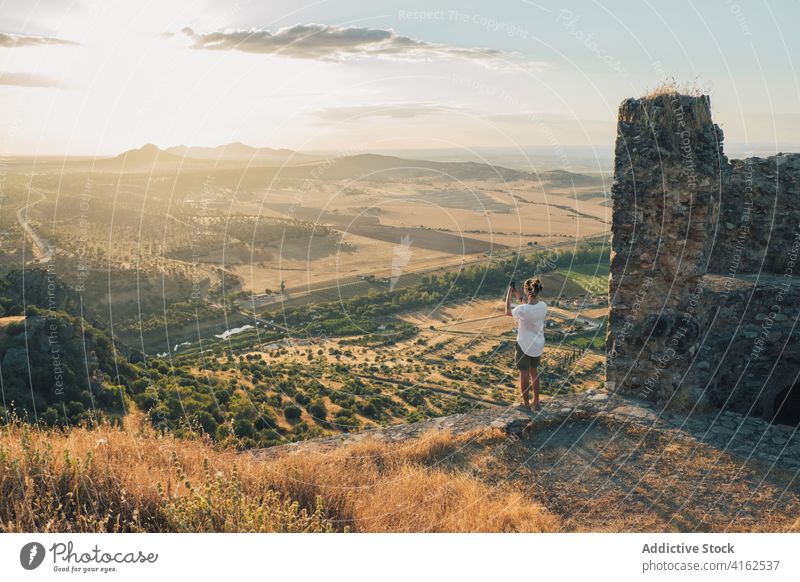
607,93 -> 800,422
607,94 -> 724,405
684,274 -> 800,417
709,154 -> 800,276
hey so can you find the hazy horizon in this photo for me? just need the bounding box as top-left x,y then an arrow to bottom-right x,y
7,142 -> 798,177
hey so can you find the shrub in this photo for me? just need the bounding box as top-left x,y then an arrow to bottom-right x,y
216,424 -> 231,440
283,404 -> 302,421
192,411 -> 218,435
254,408 -> 278,430
306,399 -> 327,421
357,401 -> 378,418
294,392 -> 311,406
234,419 -> 256,438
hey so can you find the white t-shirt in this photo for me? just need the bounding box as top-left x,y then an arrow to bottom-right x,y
512,301 -> 547,357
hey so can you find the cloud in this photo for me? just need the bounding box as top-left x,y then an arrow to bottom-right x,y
0,31 -> 77,48
0,72 -> 61,88
485,112 -> 600,126
312,102 -> 462,121
181,24 -> 548,70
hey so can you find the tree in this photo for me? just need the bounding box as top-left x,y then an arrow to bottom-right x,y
307,399 -> 327,421
193,410 -> 218,434
283,404 -> 302,421
358,400 -> 378,418
234,418 -> 256,438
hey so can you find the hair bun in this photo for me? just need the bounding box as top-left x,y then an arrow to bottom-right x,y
523,277 -> 543,296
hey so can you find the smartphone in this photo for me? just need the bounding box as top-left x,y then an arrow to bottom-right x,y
509,281 -> 516,290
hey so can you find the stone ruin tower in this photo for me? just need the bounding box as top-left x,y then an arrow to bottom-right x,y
606,92 -> 800,424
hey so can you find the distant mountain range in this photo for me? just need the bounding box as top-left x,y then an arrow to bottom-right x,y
85,142 -> 318,172
99,143 -> 184,171
166,142 -> 318,164
79,143 -> 604,187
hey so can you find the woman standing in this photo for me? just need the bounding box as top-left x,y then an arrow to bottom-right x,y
505,278 -> 547,409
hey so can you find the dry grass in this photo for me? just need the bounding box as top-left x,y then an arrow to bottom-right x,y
0,415 -> 331,533
636,80 -> 713,138
262,430 -> 558,532
643,78 -> 707,99
515,419 -> 800,533
0,416 -> 557,533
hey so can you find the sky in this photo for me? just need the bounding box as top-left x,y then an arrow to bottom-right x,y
0,0 -> 798,156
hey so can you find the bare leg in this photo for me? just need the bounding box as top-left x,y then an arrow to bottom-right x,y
519,368 -> 531,408
530,366 -> 540,408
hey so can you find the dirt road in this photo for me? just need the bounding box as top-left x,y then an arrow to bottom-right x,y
16,189 -> 53,264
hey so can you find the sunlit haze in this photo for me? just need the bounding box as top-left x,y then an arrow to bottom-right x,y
1,0 -> 798,157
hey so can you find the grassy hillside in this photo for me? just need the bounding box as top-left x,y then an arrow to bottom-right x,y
4,412 -> 798,533
0,418 -> 555,533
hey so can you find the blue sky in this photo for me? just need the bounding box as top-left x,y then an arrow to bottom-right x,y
0,0 -> 797,155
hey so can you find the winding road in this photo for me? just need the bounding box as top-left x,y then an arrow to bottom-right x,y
16,189 -> 53,264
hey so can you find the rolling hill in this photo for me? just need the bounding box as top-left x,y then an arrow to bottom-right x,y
67,145 -> 604,187
261,152 -> 604,184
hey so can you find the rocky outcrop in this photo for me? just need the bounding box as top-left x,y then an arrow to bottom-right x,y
606,93 -> 800,423
607,94 -> 723,405
251,388 -> 800,470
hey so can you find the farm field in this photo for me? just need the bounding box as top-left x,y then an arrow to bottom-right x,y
559,263 -> 609,296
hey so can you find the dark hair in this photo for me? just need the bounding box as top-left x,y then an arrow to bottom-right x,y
524,277 -> 543,297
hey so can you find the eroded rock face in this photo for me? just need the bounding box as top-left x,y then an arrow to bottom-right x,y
606,93 -> 800,422
607,94 -> 724,405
